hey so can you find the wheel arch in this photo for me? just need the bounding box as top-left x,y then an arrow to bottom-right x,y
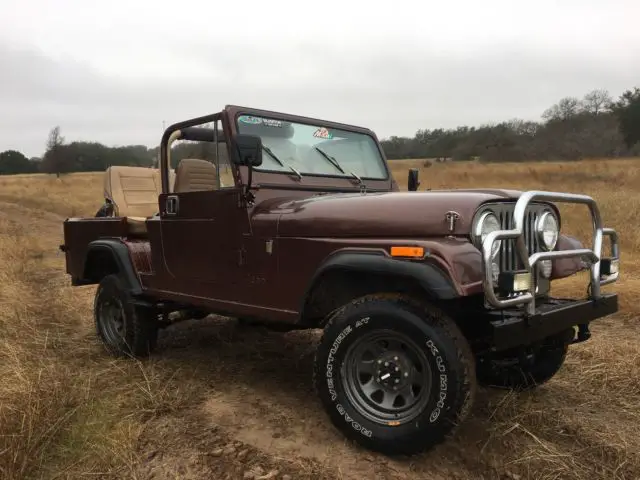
82,239 -> 142,295
299,250 -> 460,327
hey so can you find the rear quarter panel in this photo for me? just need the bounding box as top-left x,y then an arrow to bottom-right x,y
62,217 -> 128,281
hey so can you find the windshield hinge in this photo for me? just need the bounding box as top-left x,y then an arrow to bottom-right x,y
359,183 -> 367,194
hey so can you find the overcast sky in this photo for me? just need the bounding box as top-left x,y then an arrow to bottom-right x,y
1,0 -> 640,157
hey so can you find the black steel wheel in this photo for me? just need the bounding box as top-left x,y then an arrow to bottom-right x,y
313,293 -> 476,456
342,330 -> 432,426
94,274 -> 158,357
97,295 -> 127,347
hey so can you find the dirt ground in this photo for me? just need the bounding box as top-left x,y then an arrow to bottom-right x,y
1,160 -> 639,479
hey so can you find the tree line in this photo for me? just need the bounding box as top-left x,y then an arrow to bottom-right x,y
379,87 -> 640,162
1,87 -> 640,175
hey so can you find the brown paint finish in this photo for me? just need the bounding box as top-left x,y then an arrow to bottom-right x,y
61,105 -> 592,325
63,217 -> 127,277
268,190 -> 521,238
124,240 -> 153,276
272,237 -> 485,312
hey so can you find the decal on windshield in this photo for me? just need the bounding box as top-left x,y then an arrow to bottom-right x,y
313,127 -> 333,139
238,115 -> 283,128
238,115 -> 263,125
262,118 -> 283,128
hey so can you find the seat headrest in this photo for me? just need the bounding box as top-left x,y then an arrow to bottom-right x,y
174,158 -> 221,193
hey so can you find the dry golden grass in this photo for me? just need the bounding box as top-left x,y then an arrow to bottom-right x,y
0,159 -> 638,479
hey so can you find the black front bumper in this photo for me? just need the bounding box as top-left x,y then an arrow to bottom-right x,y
488,293 -> 619,351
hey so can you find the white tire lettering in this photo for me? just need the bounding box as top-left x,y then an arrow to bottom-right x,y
426,339 -> 449,423
325,321 -> 373,439
355,316 -> 370,328
326,325 -> 353,401
336,404 -> 373,438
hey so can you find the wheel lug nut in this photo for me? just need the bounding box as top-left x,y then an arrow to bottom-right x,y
384,362 -> 389,367
394,356 -> 398,361
395,379 -> 399,384
377,360 -> 382,364
395,367 -> 399,372
404,372 -> 409,377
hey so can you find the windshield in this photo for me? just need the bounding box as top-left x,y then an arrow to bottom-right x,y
235,114 -> 388,180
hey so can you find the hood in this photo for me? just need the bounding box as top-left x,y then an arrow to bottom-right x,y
257,188 -> 524,238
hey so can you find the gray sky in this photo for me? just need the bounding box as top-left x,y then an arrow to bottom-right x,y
2,0 -> 640,157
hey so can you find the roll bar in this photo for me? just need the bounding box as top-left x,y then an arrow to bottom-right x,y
159,112 -> 224,194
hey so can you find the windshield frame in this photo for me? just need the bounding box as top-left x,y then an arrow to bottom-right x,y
230,108 -> 392,185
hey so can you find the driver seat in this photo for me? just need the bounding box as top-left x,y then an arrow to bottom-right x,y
174,158 -> 222,192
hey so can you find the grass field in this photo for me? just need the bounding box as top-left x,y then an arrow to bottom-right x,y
1,158 -> 638,480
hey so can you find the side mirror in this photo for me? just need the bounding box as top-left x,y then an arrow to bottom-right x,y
408,168 -> 420,191
234,134 -> 263,167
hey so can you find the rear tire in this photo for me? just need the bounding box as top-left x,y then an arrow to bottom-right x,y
94,274 -> 158,357
313,293 -> 476,456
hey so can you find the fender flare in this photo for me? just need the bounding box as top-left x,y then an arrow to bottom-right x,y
83,239 -> 142,295
300,250 -> 459,313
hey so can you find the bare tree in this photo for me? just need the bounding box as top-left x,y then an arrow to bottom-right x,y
582,89 -> 612,115
542,97 -> 582,121
41,126 -> 67,177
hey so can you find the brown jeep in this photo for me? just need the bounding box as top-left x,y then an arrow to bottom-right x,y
60,105 -> 620,456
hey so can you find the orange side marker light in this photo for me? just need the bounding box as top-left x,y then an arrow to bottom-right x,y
390,246 -> 425,258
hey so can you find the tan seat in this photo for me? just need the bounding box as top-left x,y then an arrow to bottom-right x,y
174,158 -> 221,192
103,166 -> 176,235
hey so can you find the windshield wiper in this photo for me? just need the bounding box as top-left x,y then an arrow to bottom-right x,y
314,146 -> 365,187
262,145 -> 302,180
314,146 -> 345,174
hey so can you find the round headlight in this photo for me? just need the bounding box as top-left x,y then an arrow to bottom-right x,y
475,212 -> 501,258
536,211 -> 559,251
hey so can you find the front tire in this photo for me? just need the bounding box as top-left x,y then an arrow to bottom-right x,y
476,329 -> 572,391
94,274 -> 159,357
313,294 -> 476,456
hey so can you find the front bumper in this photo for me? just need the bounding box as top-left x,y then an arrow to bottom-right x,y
481,190 -> 620,315
488,293 -> 618,351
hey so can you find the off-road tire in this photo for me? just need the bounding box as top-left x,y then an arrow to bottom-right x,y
476,329 -> 571,391
313,293 -> 476,456
93,274 -> 159,357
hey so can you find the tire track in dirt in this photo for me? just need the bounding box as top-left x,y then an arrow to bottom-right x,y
159,318 -> 498,479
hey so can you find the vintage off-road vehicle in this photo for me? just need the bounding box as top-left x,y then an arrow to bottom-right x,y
60,105 -> 620,455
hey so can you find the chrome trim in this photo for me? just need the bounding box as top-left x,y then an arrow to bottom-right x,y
476,202 -> 547,273
474,211 -> 500,259
601,228 -> 619,286
535,210 -> 559,251
481,191 -> 620,315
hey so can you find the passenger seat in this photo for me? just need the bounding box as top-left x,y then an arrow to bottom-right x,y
103,166 -> 175,235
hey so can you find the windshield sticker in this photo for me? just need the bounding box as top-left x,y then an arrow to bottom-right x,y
313,127 -> 333,139
262,118 -> 283,128
238,115 -> 263,125
238,115 -> 283,128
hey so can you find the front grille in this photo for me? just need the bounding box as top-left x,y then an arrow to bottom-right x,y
489,203 -> 546,271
